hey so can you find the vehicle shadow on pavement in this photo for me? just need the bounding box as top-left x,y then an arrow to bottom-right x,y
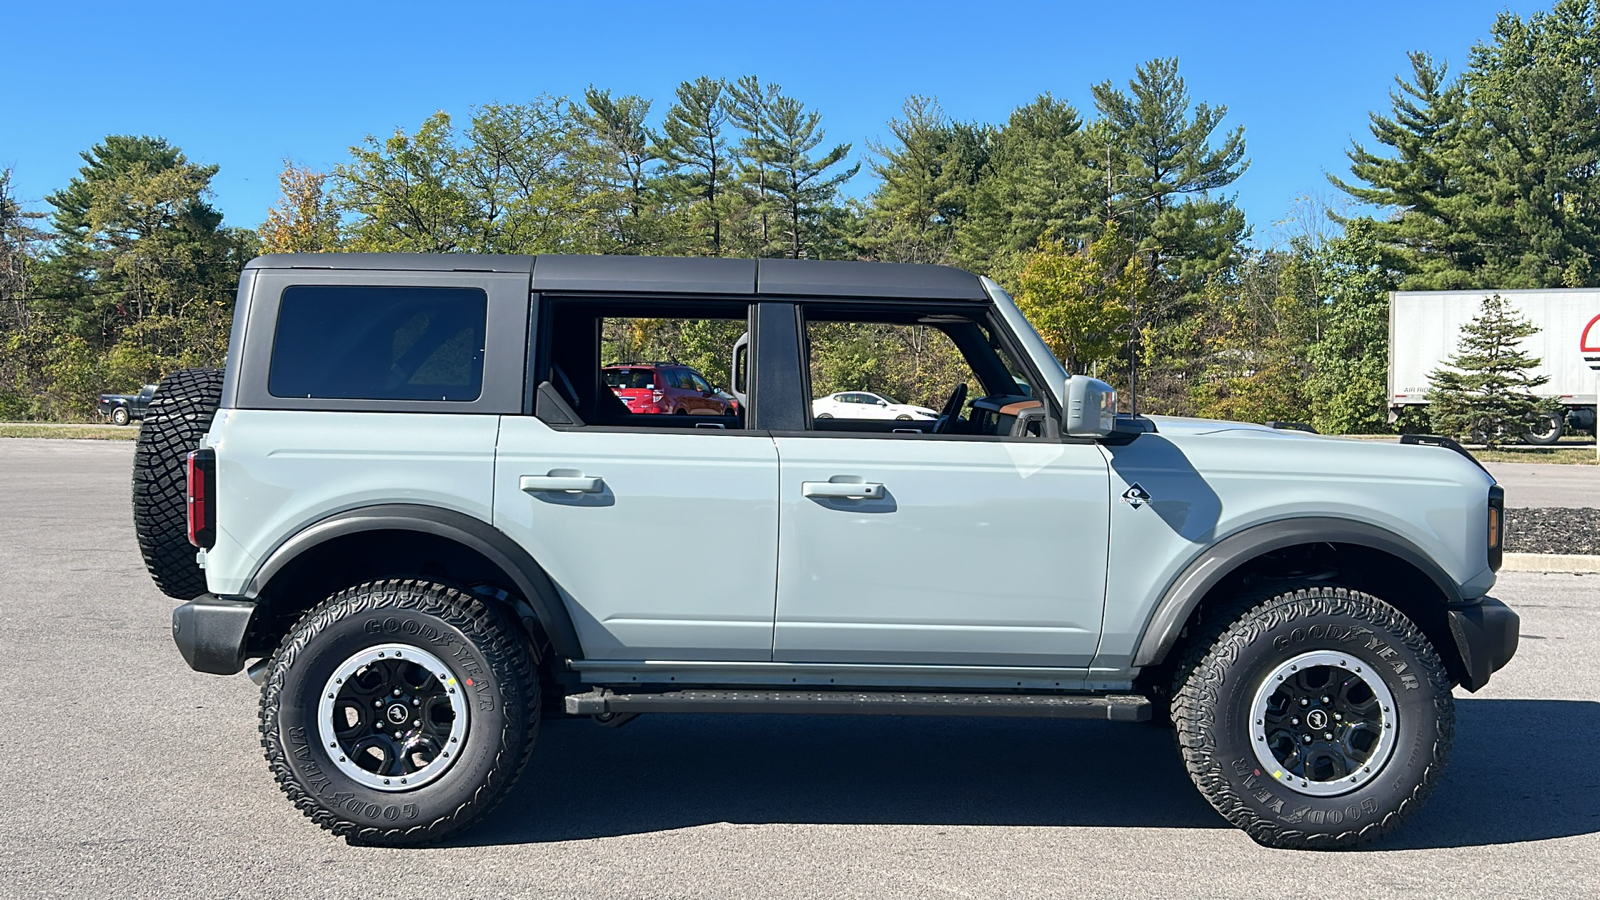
1378,698 -> 1600,850
461,713 -> 1224,844
459,698 -> 1600,847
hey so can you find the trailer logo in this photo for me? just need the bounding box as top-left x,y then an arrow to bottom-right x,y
1583,314 -> 1600,371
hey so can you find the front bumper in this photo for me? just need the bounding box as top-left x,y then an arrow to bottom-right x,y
1447,596 -> 1519,691
171,594 -> 257,675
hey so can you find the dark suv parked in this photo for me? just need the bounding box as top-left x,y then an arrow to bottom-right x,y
603,364 -> 737,416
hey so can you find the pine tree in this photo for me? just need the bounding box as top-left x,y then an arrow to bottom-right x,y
1329,52 -> 1478,288
724,76 -> 783,254
656,77 -> 733,256
1090,58 -> 1249,295
862,96 -> 989,264
958,94 -> 1095,278
1425,293 -> 1550,447
572,87 -> 663,252
765,96 -> 858,259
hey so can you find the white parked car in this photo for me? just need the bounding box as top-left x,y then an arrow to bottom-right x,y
812,391 -> 938,421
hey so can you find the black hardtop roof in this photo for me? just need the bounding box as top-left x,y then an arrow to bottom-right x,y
244,253 -> 988,301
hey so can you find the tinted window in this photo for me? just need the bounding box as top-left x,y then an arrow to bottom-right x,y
604,368 -> 657,389
269,286 -> 487,401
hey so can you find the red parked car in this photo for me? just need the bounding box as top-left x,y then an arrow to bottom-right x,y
603,364 -> 738,416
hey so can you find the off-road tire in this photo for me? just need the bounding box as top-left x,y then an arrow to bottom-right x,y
132,368 -> 223,600
1171,585 -> 1454,850
111,406 -> 130,426
260,579 -> 540,846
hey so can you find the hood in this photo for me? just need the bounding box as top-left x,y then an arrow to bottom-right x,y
1145,416 -> 1322,438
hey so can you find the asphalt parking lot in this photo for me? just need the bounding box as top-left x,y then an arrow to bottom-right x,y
1,438 -> 1596,900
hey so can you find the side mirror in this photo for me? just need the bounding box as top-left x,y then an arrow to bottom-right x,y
1064,376 -> 1116,438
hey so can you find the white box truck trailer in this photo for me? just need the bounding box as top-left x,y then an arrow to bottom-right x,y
1390,288 -> 1600,443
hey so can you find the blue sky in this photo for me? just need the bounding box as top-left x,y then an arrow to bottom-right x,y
3,0 -> 1548,246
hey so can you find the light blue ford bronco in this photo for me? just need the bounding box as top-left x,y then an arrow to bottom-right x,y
135,253 -> 1517,849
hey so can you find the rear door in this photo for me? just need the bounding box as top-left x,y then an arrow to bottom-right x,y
494,298 -> 779,661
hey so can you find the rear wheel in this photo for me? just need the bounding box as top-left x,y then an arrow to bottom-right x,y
111,406 -> 130,426
260,579 -> 539,845
132,368 -> 223,600
1172,585 -> 1453,849
1522,411 -> 1564,445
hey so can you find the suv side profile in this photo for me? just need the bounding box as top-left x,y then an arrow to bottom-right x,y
603,363 -> 737,416
138,253 -> 1517,850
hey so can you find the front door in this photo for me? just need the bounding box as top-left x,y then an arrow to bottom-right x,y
773,437 -> 1109,666
772,303 -> 1111,668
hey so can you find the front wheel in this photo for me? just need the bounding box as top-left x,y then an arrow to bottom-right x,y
1172,585 -> 1454,849
259,580 -> 540,845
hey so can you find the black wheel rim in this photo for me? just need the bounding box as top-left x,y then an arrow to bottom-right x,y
318,643 -> 469,791
1249,650 -> 1397,796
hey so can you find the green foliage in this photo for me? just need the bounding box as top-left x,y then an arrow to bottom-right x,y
1013,224 -> 1140,376
656,77 -> 735,256
861,97 -> 990,264
32,135 -> 248,407
1336,1 -> 1600,290
807,321 -> 973,409
958,94 -> 1095,277
260,161 -> 342,254
1305,225 -> 1402,434
10,10 -> 1598,430
1190,251 -> 1319,424
1426,293 -> 1550,446
765,95 -> 860,259
1091,58 -> 1250,298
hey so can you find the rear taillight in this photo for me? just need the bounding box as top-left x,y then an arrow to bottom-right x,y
651,389 -> 664,403
1487,484 -> 1504,571
187,448 -> 217,549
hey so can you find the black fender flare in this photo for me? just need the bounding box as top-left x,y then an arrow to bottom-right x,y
242,503 -> 583,660
1133,517 -> 1466,667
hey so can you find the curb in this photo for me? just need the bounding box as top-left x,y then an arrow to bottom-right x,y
1500,552 -> 1600,573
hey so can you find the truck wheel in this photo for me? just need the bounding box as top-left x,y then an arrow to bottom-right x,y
1522,412 -> 1564,445
259,579 -> 540,846
111,406 -> 130,426
1171,585 -> 1454,850
132,368 -> 224,601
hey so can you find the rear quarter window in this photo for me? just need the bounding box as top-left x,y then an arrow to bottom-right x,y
268,286 -> 488,401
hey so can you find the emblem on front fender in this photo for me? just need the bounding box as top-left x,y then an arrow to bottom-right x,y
1122,483 -> 1152,508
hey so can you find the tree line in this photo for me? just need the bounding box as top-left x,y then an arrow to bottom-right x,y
2,0 -> 1596,429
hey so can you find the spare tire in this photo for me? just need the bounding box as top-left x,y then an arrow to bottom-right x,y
133,368 -> 224,600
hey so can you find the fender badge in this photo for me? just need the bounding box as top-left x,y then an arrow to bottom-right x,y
1122,483 -> 1152,508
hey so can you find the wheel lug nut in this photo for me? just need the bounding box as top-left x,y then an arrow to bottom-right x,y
1324,732 -> 1333,740
393,689 -> 401,696
1291,717 -> 1300,725
1302,735 -> 1312,744
1334,713 -> 1342,721
1300,699 -> 1309,707
1322,696 -> 1330,704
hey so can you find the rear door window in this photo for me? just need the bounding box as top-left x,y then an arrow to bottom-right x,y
268,286 -> 487,401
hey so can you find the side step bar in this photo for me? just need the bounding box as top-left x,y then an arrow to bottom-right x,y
565,688 -> 1151,722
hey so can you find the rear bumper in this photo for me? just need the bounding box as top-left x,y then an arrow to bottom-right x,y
1447,596 -> 1519,692
171,595 -> 257,675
